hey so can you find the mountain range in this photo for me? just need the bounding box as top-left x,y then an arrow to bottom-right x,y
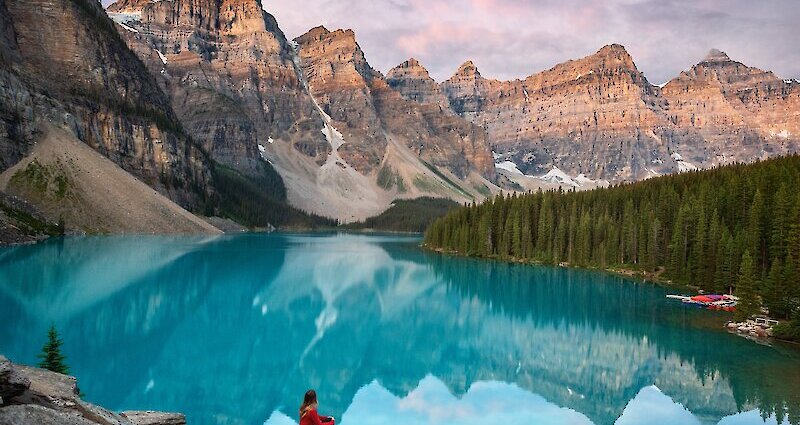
0,0 -> 798,238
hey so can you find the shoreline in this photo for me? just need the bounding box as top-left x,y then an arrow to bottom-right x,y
422,244 -> 799,346
0,227 -> 424,248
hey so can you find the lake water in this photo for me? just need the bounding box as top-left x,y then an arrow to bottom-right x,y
1,233 -> 799,425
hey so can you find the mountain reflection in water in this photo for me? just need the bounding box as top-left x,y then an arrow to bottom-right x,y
0,233 -> 798,425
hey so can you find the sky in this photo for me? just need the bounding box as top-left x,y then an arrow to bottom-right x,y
262,0 -> 800,84
101,0 -> 800,84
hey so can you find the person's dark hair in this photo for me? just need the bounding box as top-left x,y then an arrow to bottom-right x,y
299,389 -> 318,418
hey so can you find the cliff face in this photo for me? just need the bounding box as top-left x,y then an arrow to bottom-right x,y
295,27 -> 495,179
391,46 -> 800,182
294,26 -> 386,174
436,45 -> 675,179
0,0 -> 212,207
107,0 -> 329,174
661,49 -> 800,164
384,58 -> 495,179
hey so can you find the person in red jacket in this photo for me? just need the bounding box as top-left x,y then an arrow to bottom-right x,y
299,389 -> 334,425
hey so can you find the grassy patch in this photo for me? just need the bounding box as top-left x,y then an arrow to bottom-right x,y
413,175 -> 438,193
377,165 -> 407,193
396,176 -> 407,193
377,165 -> 394,190
472,183 -> 491,197
0,203 -> 62,237
420,161 -> 472,199
10,160 -> 71,200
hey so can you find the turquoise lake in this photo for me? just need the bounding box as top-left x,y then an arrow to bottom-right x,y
1,233 -> 799,425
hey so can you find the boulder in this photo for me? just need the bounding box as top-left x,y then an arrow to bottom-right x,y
121,411 -> 186,425
0,356 -> 30,401
10,365 -> 79,409
0,404 -> 94,425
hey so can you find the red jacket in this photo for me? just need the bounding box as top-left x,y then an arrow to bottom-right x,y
300,408 -> 334,425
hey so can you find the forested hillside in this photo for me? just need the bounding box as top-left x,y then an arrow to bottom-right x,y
425,156 -> 800,324
346,197 -> 459,232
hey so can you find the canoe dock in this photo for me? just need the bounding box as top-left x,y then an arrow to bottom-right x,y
666,294 -> 738,311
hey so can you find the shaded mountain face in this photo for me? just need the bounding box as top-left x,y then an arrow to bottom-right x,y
392,46 -> 800,181
0,0 -> 212,208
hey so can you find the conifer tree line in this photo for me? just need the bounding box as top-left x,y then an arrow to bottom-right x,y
425,155 -> 800,321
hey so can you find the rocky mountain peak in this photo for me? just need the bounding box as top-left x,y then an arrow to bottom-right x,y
593,43 -> 637,70
296,25 -> 331,43
453,60 -> 481,79
703,48 -> 731,63
387,58 -> 432,80
295,25 -> 372,84
386,57 -> 452,109
405,57 -> 421,67
670,48 -> 780,94
597,43 -> 628,55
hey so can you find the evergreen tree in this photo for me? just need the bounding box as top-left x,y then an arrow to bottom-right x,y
37,324 -> 69,375
747,189 -> 766,273
734,251 -> 760,322
762,260 -> 789,319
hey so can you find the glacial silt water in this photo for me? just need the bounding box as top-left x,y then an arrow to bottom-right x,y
1,233 -> 798,425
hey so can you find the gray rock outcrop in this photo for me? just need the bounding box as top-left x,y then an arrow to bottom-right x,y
0,356 -> 184,425
121,411 -> 186,425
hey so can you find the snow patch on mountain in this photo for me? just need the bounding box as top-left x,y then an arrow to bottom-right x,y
108,11 -> 141,25
770,129 -> 791,139
289,40 -> 346,153
642,168 -> 661,180
495,161 -> 523,175
670,152 -> 697,173
575,174 -> 602,186
539,167 -> 579,187
118,22 -> 139,33
496,162 -> 608,189
155,49 -> 167,64
257,143 -> 273,164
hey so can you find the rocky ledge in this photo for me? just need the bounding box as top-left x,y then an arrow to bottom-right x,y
0,355 -> 184,425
